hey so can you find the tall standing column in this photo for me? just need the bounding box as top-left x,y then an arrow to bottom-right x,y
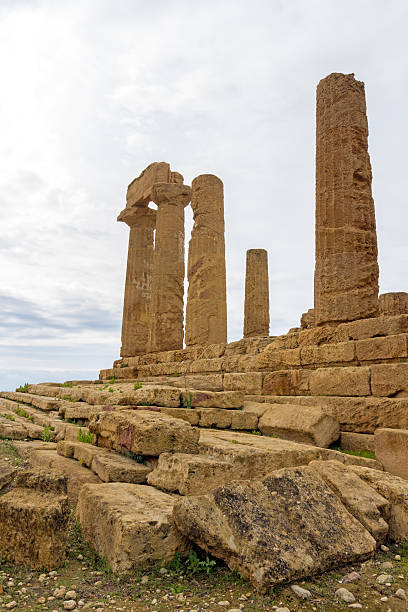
149,183 -> 191,352
185,174 -> 227,346
314,72 -> 379,326
118,206 -> 156,357
244,249 -> 269,337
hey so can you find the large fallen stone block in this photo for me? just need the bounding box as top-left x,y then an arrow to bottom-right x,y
89,409 -> 199,455
181,389 -> 244,409
348,466 -> 408,543
259,404 -> 340,447
309,460 -> 389,541
147,452 -> 234,495
91,453 -> 151,483
0,469 -> 69,569
77,483 -> 189,572
29,450 -> 101,505
374,428 -> 408,479
173,465 -> 376,591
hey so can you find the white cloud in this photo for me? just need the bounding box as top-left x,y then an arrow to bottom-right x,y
1,0 -> 407,389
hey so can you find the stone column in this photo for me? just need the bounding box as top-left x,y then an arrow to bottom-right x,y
149,183 -> 191,352
314,72 -> 379,326
118,206 -> 156,357
185,174 -> 227,346
244,249 -> 269,337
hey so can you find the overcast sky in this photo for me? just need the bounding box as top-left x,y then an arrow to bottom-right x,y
1,0 -> 407,390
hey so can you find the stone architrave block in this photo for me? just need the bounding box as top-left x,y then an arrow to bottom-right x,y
259,404 -> 340,448
173,465 -> 376,591
77,483 -> 189,572
374,428 -> 408,479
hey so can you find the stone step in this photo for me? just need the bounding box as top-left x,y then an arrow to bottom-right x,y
0,397 -> 58,427
29,449 -> 101,505
340,432 -> 375,453
76,483 -> 189,572
0,391 -> 60,411
56,440 -> 151,483
244,395 -> 408,434
0,404 -> 50,440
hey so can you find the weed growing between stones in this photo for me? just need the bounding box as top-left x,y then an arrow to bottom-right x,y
133,382 -> 143,390
125,451 -> 144,463
4,415 -> 15,421
77,429 -> 95,444
41,425 -> 54,442
15,383 -> 29,393
62,382 -> 73,388
331,446 -> 376,460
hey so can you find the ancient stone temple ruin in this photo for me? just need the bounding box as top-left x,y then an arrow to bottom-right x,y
2,73 -> 408,598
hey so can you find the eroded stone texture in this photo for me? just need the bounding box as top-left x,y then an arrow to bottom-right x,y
244,249 -> 269,338
118,206 -> 156,357
185,174 -> 227,346
314,73 -> 379,326
126,162 -> 171,207
379,293 -> 408,316
149,183 -> 191,352
301,308 -> 315,329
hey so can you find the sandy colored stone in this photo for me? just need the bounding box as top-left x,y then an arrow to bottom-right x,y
149,183 -> 191,352
223,372 -> 263,395
300,341 -> 356,366
348,466 -> 408,542
356,335 -> 408,362
340,432 -> 375,453
371,363 -> 408,397
89,409 -> 199,455
29,450 -> 101,505
374,428 -> 408,479
198,408 -> 231,429
309,460 -> 389,540
244,249 -> 269,338
243,401 -> 271,418
263,370 -> 311,395
0,470 -> 69,570
198,430 -> 323,479
185,174 -> 227,346
0,391 -> 60,411
189,358 -> 224,373
379,292 -> 408,316
334,315 -> 408,342
173,465 -> 376,591
12,440 -> 57,459
63,404 -> 103,421
259,404 -> 340,447
309,367 -> 371,396
230,411 -> 259,431
91,454 -> 151,484
181,389 -> 244,409
77,483 -> 189,572
125,162 -> 172,207
147,452 -> 234,495
314,73 -> 379,325
0,460 -> 16,490
301,308 -> 315,329
159,407 -> 200,426
256,347 -> 301,371
99,367 -> 139,380
57,440 -> 102,466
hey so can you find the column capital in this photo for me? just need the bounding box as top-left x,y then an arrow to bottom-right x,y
151,183 -> 191,207
117,205 -> 156,229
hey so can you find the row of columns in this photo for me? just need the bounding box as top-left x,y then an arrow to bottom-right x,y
119,174 -> 271,356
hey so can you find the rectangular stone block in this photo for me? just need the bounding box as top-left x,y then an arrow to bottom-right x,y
356,335 -> 408,362
309,367 -> 371,397
199,408 -> 231,429
371,363 -> 408,397
99,367 -> 139,380
159,407 -> 200,425
223,372 -> 263,394
263,370 -> 311,396
89,409 -> 199,455
76,483 -> 189,571
256,348 -> 301,371
340,432 -> 375,453
182,389 -> 244,409
230,411 -> 259,430
147,453 -> 234,495
334,315 -> 408,342
300,341 -> 356,366
166,374 -> 224,392
190,358 -> 224,373
91,454 -> 151,484
375,428 -> 408,479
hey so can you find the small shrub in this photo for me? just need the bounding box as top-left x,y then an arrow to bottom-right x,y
126,451 -> 144,463
13,405 -> 29,419
62,395 -> 76,402
62,382 -> 73,388
172,371 -> 180,377
251,430 -> 261,435
5,414 -> 15,421
108,387 -> 114,393
182,393 -> 194,409
109,377 -> 116,384
41,426 -> 54,442
331,446 -> 375,460
78,429 -> 95,444
134,382 -> 142,391
16,383 -> 29,393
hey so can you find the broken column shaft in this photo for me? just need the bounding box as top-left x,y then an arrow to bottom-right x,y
314,72 -> 379,326
118,206 -> 156,357
185,174 -> 227,346
244,249 -> 269,337
149,183 -> 191,352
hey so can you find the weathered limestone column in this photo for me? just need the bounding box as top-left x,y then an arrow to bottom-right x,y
185,174 -> 227,346
314,73 -> 379,326
244,249 -> 269,337
149,183 -> 191,352
118,206 -> 156,357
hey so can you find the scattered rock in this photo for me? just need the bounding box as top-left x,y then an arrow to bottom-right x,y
395,588 -> 406,600
63,601 -> 76,610
341,571 -> 361,583
335,587 -> 356,603
291,585 -> 312,599
376,574 -> 393,584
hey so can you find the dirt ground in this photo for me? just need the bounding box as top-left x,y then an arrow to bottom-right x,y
0,440 -> 407,612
